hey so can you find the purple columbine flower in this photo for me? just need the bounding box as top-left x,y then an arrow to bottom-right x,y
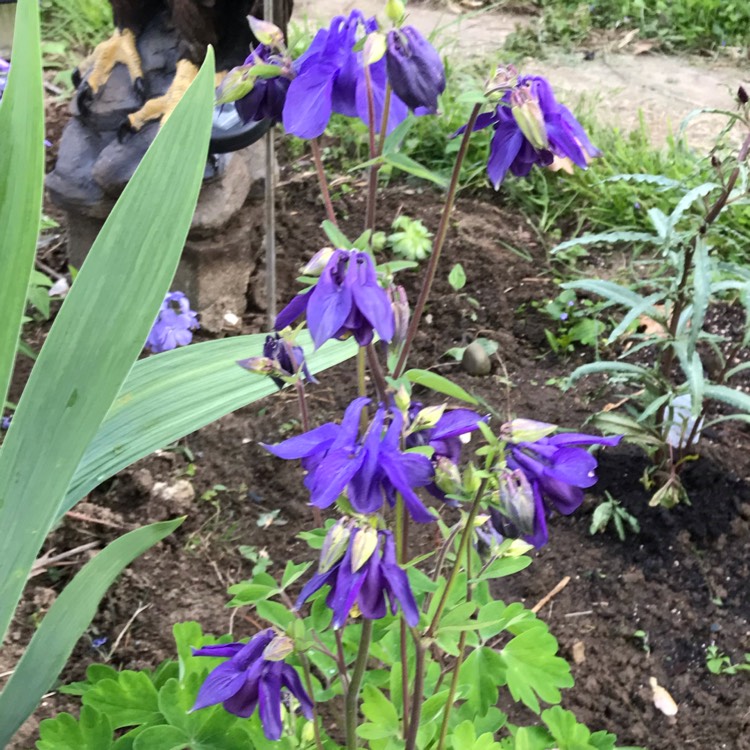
263,397 -> 436,523
405,403 -> 485,498
0,58 -> 8,100
192,629 -> 313,740
385,26 -> 445,114
297,527 -> 420,628
507,428 -> 622,547
0,416 -> 11,430
459,73 -> 600,188
275,249 -> 394,349
234,45 -> 293,125
146,291 -> 199,354
238,333 -> 317,388
282,10 -> 408,139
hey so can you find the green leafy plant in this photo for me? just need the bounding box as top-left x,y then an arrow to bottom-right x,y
562,97 -> 750,507
589,492 -> 640,541
706,645 -> 750,676
540,289 -> 607,355
388,214 -> 434,262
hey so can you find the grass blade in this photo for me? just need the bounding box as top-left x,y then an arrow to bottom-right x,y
0,0 -> 45,409
0,51 -> 215,643
0,518 -> 184,744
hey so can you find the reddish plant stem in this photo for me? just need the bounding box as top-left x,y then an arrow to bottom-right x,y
311,137 -> 338,227
394,104 -> 481,379
364,65 -> 379,233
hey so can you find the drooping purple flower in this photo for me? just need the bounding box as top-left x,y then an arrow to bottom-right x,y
146,291 -> 199,354
275,249 -> 394,349
282,10 -> 408,139
508,428 -> 622,547
0,415 -> 11,430
192,629 -> 313,740
405,403 -> 485,499
234,45 -> 293,125
263,397 -> 436,523
458,73 -> 600,188
297,527 -> 420,628
385,26 -> 445,114
238,333 -> 317,388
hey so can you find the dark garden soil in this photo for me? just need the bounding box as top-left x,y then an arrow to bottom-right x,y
3,155 -> 750,750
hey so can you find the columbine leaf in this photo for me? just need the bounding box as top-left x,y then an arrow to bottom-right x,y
357,685 -> 400,741
458,647 -> 506,715
498,627 -> 573,714
404,369 -> 478,405
37,707 -> 114,750
83,671 -> 162,729
542,706 -> 600,750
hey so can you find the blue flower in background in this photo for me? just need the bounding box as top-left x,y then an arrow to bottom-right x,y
0,58 -> 9,100
0,415 -> 11,430
238,333 -> 317,388
282,10 -> 408,139
297,527 -> 420,627
508,429 -> 622,547
385,26 -> 445,114
459,73 -> 600,188
263,397 -> 436,522
275,249 -> 394,349
234,45 -> 293,125
192,629 -> 313,740
146,291 -> 199,354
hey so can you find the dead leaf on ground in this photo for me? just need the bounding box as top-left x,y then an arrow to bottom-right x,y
572,641 -> 586,665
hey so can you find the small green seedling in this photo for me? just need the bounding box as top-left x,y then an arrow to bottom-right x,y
590,492 -> 640,541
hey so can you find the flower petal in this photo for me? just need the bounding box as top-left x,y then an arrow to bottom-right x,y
275,288 -> 313,331
262,422 -> 340,460
192,661 -> 249,711
487,118 -> 525,189
281,664 -> 314,719
307,252 -> 354,348
282,62 -> 337,139
258,666 -> 284,740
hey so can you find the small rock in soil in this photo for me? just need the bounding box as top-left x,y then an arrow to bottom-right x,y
150,479 -> 196,516
572,640 -> 586,664
462,341 -> 491,376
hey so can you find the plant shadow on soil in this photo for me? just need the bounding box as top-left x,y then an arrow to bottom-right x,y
4,167 -> 750,750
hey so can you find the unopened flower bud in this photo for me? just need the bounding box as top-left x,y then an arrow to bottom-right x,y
215,65 -> 256,106
237,355 -> 275,375
434,457 -> 462,495
363,32 -> 387,66
319,518 -> 352,573
263,635 -> 295,661
501,418 -> 557,444
385,26 -> 446,114
484,64 -> 518,98
301,247 -> 335,276
394,384 -> 411,413
738,85 -> 749,105
351,526 -> 379,572
505,538 -> 534,557
385,0 -> 406,24
496,469 -> 536,537
389,285 -> 410,348
301,721 -> 316,743
411,404 -> 446,432
510,84 -> 548,150
248,16 -> 285,48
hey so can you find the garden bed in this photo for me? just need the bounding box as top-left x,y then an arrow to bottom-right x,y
4,172 -> 750,750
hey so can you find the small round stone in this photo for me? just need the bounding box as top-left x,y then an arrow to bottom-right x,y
462,341 -> 491,376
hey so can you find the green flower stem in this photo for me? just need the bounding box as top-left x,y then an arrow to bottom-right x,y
300,653 -> 325,750
358,346 -> 368,431
311,137 -> 338,227
435,536 -> 473,750
394,103 -> 482,379
404,630 -> 426,750
425,477 -> 487,639
366,343 -> 389,401
345,618 -> 374,750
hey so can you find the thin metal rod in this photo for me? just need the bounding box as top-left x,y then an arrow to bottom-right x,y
264,0 -> 276,327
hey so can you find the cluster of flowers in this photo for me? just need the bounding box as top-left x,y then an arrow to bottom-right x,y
189,8 -> 610,740
145,291 -> 199,354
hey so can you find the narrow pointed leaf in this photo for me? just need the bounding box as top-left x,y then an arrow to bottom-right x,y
0,51 -> 215,643
0,518 -> 183,745
0,0 -> 45,409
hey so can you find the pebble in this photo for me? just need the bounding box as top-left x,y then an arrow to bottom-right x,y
462,341 -> 491,376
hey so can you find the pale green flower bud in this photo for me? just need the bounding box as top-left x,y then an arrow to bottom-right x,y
248,16 -> 285,48
363,32 -> 387,66
351,526 -> 379,572
263,635 -> 294,661
510,84 -> 548,150
501,418 -> 557,444
386,0 -> 406,24
300,247 -> 335,276
434,457 -> 462,496
394,384 -> 411,414
410,404 -> 446,432
319,518 -> 352,574
497,469 -> 535,536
